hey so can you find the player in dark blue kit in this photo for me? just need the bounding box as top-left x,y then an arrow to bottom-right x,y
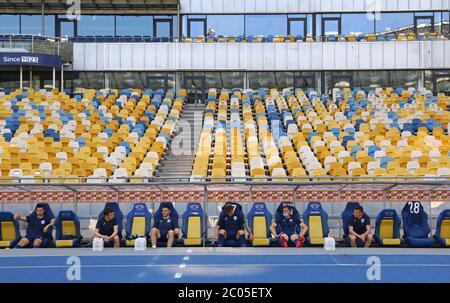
348,205 -> 373,248
14,204 -> 55,248
216,203 -> 246,247
151,205 -> 179,248
270,204 -> 308,248
95,207 -> 120,248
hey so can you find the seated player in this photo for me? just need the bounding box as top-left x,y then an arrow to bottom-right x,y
14,203 -> 55,248
151,205 -> 179,248
348,205 -> 373,248
217,203 -> 246,247
95,207 -> 120,248
270,204 -> 308,248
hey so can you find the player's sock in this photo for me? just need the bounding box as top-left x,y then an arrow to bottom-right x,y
280,236 -> 288,248
218,234 -> 225,247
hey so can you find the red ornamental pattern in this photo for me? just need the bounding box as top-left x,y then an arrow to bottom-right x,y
0,190 -> 448,203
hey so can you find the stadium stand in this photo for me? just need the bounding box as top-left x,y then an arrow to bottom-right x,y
191,87 -> 450,181
0,88 -> 186,182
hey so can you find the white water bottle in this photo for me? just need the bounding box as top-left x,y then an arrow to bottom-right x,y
324,237 -> 330,250
134,237 -> 147,251
93,237 -> 104,251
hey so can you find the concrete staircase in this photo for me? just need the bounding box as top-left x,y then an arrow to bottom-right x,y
156,103 -> 204,179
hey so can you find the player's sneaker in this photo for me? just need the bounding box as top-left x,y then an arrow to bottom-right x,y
280,236 -> 288,248
296,236 -> 305,248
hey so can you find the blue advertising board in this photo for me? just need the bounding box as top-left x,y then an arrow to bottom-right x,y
0,52 -> 61,68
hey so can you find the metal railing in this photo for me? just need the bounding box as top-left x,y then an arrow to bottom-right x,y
0,34 -> 72,62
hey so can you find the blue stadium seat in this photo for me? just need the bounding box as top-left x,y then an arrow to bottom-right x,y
218,202 -> 245,247
154,202 -> 179,222
342,202 -> 365,247
55,210 -> 82,248
154,202 -> 180,245
0,212 -> 20,248
98,202 -> 123,240
303,202 -> 329,245
374,209 -> 401,246
247,202 -> 272,246
182,203 -> 204,246
274,202 -> 303,243
401,201 -> 434,247
125,203 -> 151,247
434,209 -> 450,247
27,203 -> 54,248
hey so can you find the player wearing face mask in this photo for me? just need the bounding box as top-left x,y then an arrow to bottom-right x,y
270,204 -> 308,248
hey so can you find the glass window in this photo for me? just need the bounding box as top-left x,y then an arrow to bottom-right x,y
59,20 -> 75,37
341,13 -> 374,35
77,15 -> 114,36
375,13 -> 414,34
21,15 -> 54,36
353,71 -> 389,89
245,15 -> 287,36
221,72 -> 244,89
154,18 -> 173,38
317,14 -> 341,37
248,72 -> 276,89
389,71 -> 420,88
433,70 -> 450,93
116,16 -> 152,36
146,72 -> 175,90
72,72 -> 105,90
434,12 -> 450,37
0,15 -> 19,34
275,72 -> 293,89
293,72 -> 317,90
207,15 -> 244,37
106,72 -> 145,89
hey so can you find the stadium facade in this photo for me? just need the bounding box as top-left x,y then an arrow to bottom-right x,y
0,0 -> 448,97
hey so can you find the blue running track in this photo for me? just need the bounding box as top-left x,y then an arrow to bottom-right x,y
0,248 -> 449,283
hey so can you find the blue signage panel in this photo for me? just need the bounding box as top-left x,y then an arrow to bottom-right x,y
0,52 -> 61,68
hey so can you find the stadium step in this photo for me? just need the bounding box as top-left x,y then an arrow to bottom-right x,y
157,103 -> 205,178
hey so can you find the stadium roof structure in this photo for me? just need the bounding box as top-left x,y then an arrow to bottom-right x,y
0,0 -> 179,14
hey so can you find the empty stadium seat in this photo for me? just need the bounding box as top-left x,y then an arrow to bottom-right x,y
374,209 -> 402,246
247,202 -> 272,246
182,203 -> 204,246
55,210 -> 82,247
401,201 -> 434,247
435,209 -> 450,247
125,203 -> 151,247
303,202 -> 329,245
0,212 -> 20,248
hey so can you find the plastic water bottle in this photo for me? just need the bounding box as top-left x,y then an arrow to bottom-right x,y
324,237 -> 336,251
93,237 -> 104,252
324,237 -> 330,250
329,237 -> 336,251
134,237 -> 147,251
